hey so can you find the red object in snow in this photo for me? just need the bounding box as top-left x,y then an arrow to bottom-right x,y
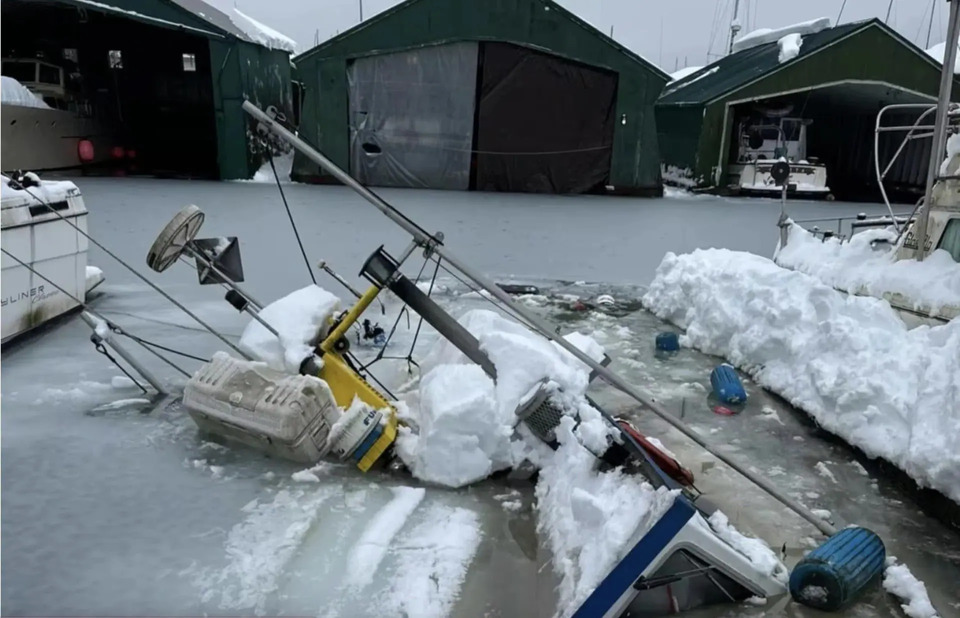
617,420 -> 695,487
712,405 -> 737,416
78,140 -> 95,162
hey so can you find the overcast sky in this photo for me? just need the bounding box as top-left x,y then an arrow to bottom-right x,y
207,0 -> 950,71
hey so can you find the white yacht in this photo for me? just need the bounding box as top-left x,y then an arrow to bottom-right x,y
1,173 -> 103,342
729,115 -> 831,198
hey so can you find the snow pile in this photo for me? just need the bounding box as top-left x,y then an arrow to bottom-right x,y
1,76 -> 50,109
396,309 -> 617,488
1,174 -> 79,208
230,8 -> 297,53
643,249 -> 960,503
669,65 -> 703,81
926,41 -> 960,74
732,17 -> 830,53
778,33 -> 803,63
537,415 -> 679,614
239,284 -> 340,372
239,151 -> 294,184
883,557 -> 940,618
775,222 -> 960,320
661,66 -> 719,96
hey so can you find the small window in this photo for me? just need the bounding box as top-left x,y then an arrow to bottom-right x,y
108,50 -> 123,69
182,53 -> 196,72
937,218 -> 960,263
63,48 -> 78,63
38,64 -> 60,85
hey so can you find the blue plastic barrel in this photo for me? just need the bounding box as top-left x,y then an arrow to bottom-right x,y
655,332 -> 680,352
790,527 -> 886,611
710,364 -> 746,404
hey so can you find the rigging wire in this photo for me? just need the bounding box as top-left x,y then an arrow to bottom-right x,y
268,152 -> 316,285
0,247 -> 193,379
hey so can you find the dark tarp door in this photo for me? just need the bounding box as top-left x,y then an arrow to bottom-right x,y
474,42 -> 618,194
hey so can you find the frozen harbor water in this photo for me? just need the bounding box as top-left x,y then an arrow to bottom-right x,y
2,178 -> 957,616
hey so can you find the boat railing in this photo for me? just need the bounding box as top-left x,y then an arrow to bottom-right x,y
874,103 -> 960,238
787,212 -> 915,243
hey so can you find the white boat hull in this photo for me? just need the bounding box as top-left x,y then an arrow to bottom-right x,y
1,104 -> 113,172
1,178 -> 91,342
732,161 -> 830,197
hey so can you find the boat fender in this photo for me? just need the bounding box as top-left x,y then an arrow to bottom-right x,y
790,527 -> 885,611
710,364 -> 746,404
655,332 -> 680,352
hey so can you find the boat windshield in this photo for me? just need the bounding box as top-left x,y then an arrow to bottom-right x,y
938,218 -> 960,262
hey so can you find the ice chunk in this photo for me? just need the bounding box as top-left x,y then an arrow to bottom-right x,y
239,284 -> 340,372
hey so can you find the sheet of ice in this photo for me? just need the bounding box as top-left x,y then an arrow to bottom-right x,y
778,33 -> 803,63
239,284 -> 340,372
669,65 -> 703,81
705,510 -> 789,583
536,416 -> 679,615
883,557 -> 941,618
732,17 -> 831,53
376,503 -> 482,618
926,41 -> 960,74
186,487 -> 337,612
229,8 -> 297,52
1,76 -> 50,109
344,486 -> 425,590
774,222 -> 960,319
643,248 -> 960,503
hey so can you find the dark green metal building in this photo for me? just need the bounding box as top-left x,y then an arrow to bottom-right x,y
293,0 -> 669,195
2,0 -> 293,179
656,19 -> 958,200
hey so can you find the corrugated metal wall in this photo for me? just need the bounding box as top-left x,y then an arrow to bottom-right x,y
293,0 -> 667,194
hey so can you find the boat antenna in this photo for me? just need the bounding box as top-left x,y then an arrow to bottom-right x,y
9,181 -> 253,359
917,0 -> 960,261
836,0 -> 848,24
727,0 -> 742,54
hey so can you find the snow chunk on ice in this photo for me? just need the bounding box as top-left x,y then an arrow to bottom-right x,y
1,76 -> 50,109
238,151 -> 294,184
239,284 -> 340,372
926,41 -> 960,74
643,248 -> 960,503
778,33 -> 803,63
537,416 -> 679,614
229,8 -> 297,53
883,558 -> 940,618
775,222 -> 960,320
707,510 -> 789,583
815,461 -> 838,484
345,486 -> 425,590
376,504 -> 481,618
396,364 -> 506,488
733,17 -> 830,53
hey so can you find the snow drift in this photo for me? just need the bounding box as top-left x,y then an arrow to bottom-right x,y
732,17 -> 830,53
1,76 -> 50,109
775,222 -> 960,321
643,249 -> 960,503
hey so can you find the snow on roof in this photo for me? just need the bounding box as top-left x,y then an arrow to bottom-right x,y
230,8 -> 297,53
0,76 -> 50,110
926,41 -> 960,74
669,65 -> 703,82
777,33 -> 803,63
661,66 -> 719,96
732,17 -> 831,53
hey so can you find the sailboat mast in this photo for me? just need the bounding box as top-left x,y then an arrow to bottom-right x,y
917,0 -> 960,261
727,0 -> 742,54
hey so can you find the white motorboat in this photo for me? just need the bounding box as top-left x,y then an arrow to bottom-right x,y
1,173 -> 103,343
